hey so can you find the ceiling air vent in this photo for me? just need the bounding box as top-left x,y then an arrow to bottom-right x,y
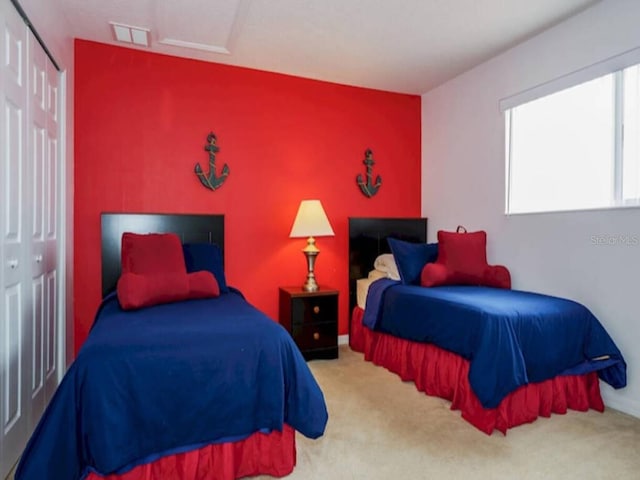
109,22 -> 150,47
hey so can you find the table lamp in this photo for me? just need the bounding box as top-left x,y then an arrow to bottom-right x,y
289,199 -> 335,292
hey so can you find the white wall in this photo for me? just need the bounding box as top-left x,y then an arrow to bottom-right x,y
17,0 -> 74,368
422,0 -> 640,418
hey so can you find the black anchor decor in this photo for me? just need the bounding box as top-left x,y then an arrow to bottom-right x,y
194,132 -> 230,191
356,148 -> 382,197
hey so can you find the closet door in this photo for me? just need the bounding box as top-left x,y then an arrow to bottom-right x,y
28,25 -> 48,423
1,2 -> 61,475
43,51 -> 59,406
0,1 -> 29,477
28,25 -> 60,424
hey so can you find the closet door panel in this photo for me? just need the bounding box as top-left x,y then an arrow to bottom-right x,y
45,270 -> 56,388
44,56 -> 59,399
29,275 -> 44,417
0,2 -> 29,476
28,30 -> 47,421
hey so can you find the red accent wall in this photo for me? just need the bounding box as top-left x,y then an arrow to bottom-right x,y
74,40 -> 421,354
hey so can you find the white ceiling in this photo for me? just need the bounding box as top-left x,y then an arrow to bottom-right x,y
56,0 -> 601,94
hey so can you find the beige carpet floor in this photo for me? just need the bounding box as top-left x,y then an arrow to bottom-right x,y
260,345 -> 640,480
8,346 -> 639,480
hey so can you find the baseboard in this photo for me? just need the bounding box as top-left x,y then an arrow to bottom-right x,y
338,334 -> 349,346
602,390 -> 640,419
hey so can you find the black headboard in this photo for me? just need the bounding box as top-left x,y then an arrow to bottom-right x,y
101,213 -> 225,297
348,217 -> 428,323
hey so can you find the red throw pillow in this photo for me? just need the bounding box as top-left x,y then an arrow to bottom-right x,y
121,232 -> 187,275
420,262 -> 450,287
483,265 -> 512,289
437,230 -> 487,282
118,233 -> 222,310
420,228 -> 511,289
117,272 -> 190,310
187,271 -> 220,299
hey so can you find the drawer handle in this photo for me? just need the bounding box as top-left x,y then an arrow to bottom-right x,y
8,259 -> 19,269
313,332 -> 320,340
313,306 -> 320,314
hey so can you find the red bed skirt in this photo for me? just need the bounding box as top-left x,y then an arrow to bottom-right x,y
86,425 -> 296,480
350,307 -> 604,435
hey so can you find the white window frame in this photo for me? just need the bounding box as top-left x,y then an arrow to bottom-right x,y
502,47 -> 640,215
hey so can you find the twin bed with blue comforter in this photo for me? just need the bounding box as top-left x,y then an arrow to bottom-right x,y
364,279 -> 625,409
349,217 -> 626,433
17,292 -> 327,480
16,213 -> 328,480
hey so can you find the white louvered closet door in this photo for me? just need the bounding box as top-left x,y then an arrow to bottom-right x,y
1,0 -> 30,476
1,1 -> 61,477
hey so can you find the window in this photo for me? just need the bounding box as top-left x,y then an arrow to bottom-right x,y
504,62 -> 640,214
623,66 -> 640,203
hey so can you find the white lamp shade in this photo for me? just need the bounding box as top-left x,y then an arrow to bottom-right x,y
289,200 -> 335,238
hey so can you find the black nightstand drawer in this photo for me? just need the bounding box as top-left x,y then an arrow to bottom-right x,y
279,286 -> 339,361
291,295 -> 337,326
291,321 -> 338,351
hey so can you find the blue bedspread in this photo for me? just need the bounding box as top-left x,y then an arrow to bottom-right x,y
363,280 -> 626,409
16,292 -> 328,480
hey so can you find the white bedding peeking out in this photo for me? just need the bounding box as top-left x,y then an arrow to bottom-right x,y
355,273 -> 387,309
373,254 -> 400,281
356,254 -> 400,309
357,276 -> 378,309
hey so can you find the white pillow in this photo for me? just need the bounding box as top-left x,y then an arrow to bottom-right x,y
368,269 -> 387,281
373,254 -> 400,281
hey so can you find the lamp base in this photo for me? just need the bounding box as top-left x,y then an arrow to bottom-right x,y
302,274 -> 319,292
301,237 -> 320,292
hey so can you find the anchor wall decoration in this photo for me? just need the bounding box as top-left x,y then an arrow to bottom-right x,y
356,148 -> 382,198
195,132 -> 230,191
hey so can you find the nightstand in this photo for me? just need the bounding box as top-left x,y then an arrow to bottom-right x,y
279,286 -> 339,360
